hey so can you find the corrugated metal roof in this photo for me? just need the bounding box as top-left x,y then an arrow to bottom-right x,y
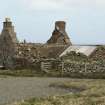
59,45 -> 97,57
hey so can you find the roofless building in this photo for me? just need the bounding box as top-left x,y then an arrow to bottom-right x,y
0,18 -> 98,69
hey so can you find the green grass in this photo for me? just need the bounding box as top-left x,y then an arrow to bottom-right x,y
11,79 -> 105,105
0,69 -> 46,77
0,69 -> 65,77
1,69 -> 105,79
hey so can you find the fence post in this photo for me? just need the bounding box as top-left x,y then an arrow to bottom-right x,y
41,61 -> 44,71
61,61 -> 64,75
85,63 -> 87,73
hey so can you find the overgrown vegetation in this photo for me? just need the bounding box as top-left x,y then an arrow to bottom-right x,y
62,51 -> 89,62
62,45 -> 105,63
11,79 -> 105,105
0,69 -> 46,77
0,69 -> 64,77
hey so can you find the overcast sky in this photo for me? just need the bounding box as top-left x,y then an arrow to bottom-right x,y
0,0 -> 105,44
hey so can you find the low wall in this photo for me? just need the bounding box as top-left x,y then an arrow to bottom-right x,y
61,61 -> 105,78
12,57 -> 105,78
63,61 -> 105,73
41,60 -> 105,78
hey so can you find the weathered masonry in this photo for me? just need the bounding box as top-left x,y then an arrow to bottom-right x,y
0,18 -> 72,69
47,21 -> 72,45
0,17 -> 104,73
0,18 -> 18,68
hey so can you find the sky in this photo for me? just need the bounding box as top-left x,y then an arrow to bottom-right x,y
0,0 -> 105,44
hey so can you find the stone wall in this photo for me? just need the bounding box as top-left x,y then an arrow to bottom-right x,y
63,61 -> 105,73
40,59 -> 105,78
61,61 -> 105,78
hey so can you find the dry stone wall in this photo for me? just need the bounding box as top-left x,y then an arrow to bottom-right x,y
63,61 -> 105,73
40,59 -> 105,78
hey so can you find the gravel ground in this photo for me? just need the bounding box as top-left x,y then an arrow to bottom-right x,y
0,77 -> 71,105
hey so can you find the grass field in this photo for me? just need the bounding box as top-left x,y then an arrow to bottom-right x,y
0,69 -> 45,77
11,79 -> 105,105
0,69 -> 63,77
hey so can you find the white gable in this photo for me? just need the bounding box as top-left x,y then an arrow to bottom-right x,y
59,45 -> 97,57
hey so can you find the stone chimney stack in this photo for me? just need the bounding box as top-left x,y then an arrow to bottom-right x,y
0,18 -> 18,68
55,21 -> 66,31
47,21 -> 72,45
1,18 -> 18,43
3,18 -> 12,28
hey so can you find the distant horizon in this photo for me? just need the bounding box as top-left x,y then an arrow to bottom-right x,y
0,0 -> 105,44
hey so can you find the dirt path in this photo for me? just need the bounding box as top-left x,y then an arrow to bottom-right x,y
0,77 -> 71,105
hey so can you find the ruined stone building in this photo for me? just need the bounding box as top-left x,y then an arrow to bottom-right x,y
0,18 -> 72,69
0,18 -> 101,69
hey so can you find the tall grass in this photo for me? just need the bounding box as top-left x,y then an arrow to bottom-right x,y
11,79 -> 105,105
